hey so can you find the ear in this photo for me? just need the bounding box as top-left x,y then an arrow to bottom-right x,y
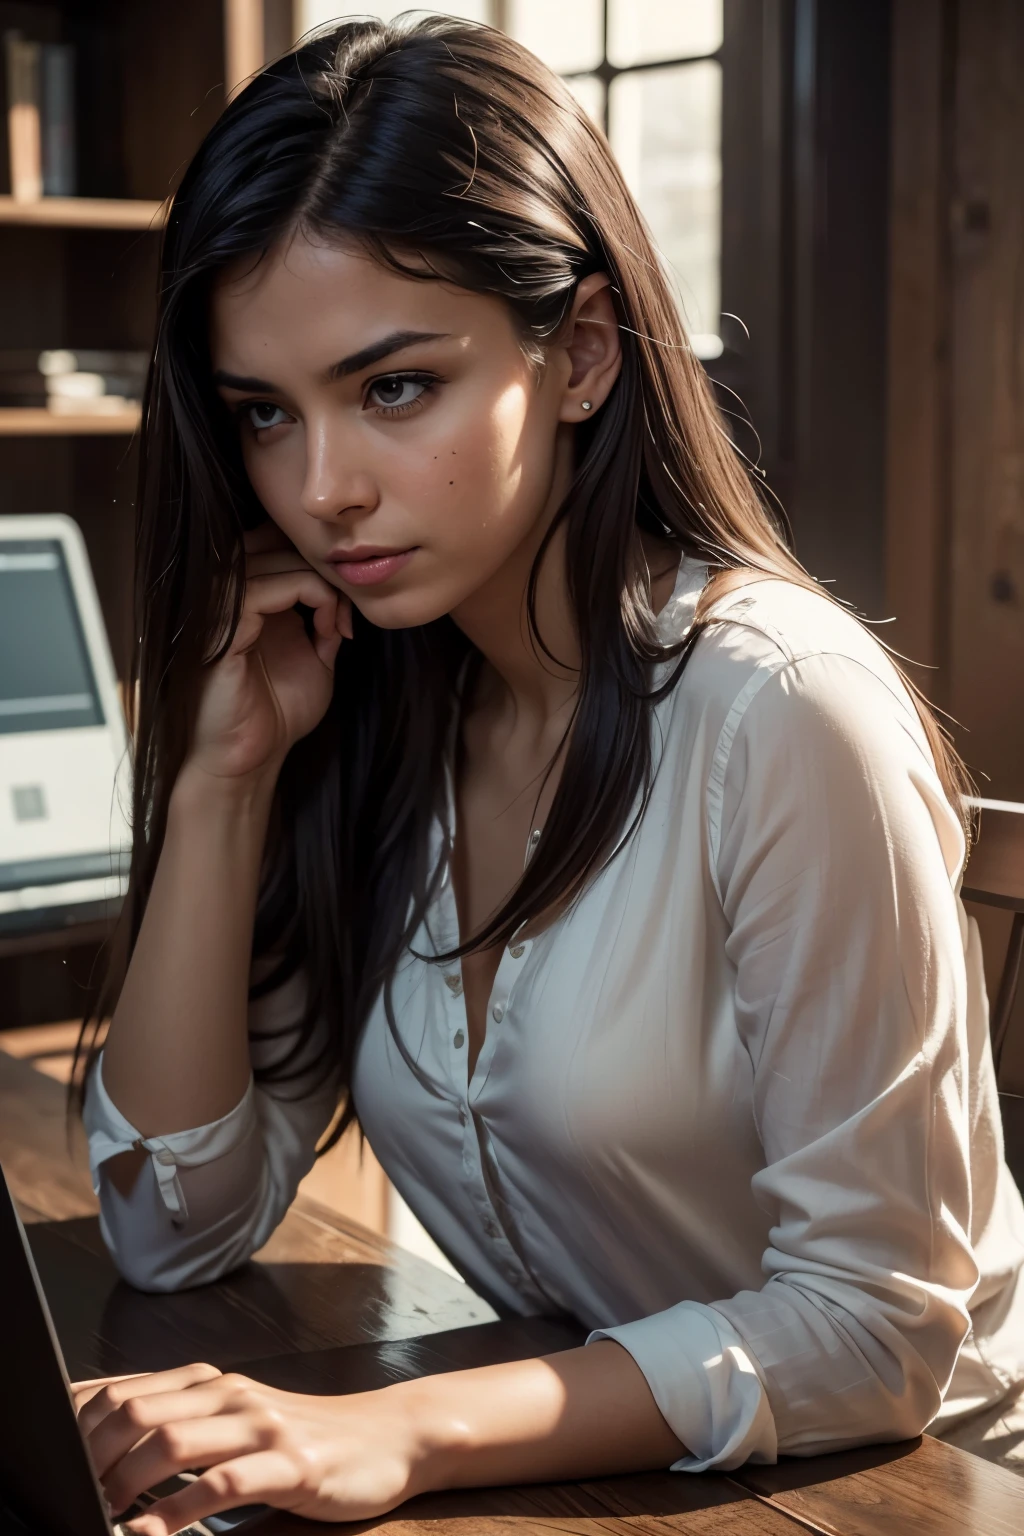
557,273 -> 622,424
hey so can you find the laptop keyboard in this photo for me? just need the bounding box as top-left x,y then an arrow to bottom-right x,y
114,1474 -> 266,1534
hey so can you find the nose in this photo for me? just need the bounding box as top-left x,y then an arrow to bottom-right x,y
299,416 -> 379,522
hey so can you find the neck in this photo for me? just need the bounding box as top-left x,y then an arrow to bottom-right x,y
449,439 -> 683,733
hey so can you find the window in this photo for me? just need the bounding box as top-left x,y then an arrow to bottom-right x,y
297,2 -> 724,358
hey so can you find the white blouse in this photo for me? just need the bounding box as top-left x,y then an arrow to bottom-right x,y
84,559 -> 1024,1472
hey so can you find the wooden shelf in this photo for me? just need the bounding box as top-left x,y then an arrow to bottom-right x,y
0,195 -> 166,230
0,406 -> 141,436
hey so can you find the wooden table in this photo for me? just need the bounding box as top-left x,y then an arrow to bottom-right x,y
4,1047 -> 1024,1535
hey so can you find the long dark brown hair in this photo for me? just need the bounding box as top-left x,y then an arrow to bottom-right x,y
78,15 -> 971,1136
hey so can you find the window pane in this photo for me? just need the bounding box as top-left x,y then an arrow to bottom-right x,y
608,0 -> 723,69
565,73 -> 605,130
505,0 -> 603,75
609,61 -> 721,353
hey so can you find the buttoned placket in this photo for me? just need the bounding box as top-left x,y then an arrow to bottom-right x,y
428,754 -> 540,1289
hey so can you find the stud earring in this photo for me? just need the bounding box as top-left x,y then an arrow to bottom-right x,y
581,400 -> 592,411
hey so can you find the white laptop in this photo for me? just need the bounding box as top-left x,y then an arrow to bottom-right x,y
0,514 -> 131,940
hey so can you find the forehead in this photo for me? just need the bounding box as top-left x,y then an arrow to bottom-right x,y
208,233 -> 506,367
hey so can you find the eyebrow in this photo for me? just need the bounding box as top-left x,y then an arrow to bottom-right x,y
211,330 -> 451,392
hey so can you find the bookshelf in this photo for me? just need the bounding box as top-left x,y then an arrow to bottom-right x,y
0,404 -> 141,434
0,0 -> 246,1022
0,193 -> 165,228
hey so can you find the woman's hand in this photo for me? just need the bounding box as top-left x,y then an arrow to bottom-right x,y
73,1344 -> 685,1533
187,521 -> 352,785
73,1363 -> 427,1534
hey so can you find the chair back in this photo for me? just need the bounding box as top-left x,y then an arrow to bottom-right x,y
963,798 -> 1024,1186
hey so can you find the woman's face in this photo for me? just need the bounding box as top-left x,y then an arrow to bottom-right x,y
209,235 -> 611,629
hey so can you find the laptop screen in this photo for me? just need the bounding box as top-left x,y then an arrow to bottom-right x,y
0,539 -> 105,735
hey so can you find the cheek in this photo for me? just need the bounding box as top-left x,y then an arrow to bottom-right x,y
418,380 -> 557,546
240,440 -> 305,536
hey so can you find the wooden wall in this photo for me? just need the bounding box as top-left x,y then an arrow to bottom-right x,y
887,0 -> 1024,1089
887,0 -> 1024,799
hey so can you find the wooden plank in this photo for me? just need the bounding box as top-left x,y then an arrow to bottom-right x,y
736,1432 -> 1024,1535
884,0 -> 952,686
0,1049 -> 492,1381
947,0 -> 1024,800
26,1203 -> 494,1383
0,405 -> 141,435
962,800 -> 1024,910
0,1047 -> 96,1223
0,194 -> 165,229
258,1480 -> 797,1536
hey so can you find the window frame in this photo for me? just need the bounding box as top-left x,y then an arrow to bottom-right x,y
556,0 -> 724,136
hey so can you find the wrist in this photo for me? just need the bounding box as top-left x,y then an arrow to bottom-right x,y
383,1376 -> 472,1499
171,757 -> 281,820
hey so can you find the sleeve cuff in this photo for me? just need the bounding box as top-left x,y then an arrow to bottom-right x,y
82,1052 -> 257,1224
587,1300 -> 778,1471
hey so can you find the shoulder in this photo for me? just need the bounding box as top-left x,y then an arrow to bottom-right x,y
672,575 -> 924,747
665,577 -> 964,889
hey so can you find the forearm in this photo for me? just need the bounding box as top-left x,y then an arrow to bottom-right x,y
403,1341 -> 686,1493
100,764 -> 277,1138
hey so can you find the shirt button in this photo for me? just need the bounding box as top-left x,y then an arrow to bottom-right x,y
453,1029 -> 465,1049
155,1150 -> 175,1166
491,1002 -> 504,1022
484,1217 -> 500,1238
444,973 -> 463,996
458,1106 -> 468,1125
509,943 -> 525,959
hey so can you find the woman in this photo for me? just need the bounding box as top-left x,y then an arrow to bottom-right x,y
75,15 -> 1024,1533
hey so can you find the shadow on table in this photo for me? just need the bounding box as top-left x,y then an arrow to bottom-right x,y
27,1215 -> 497,1381
740,1437 -> 923,1491
249,1472 -> 762,1534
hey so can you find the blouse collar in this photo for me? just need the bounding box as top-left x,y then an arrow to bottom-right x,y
655,553 -> 710,644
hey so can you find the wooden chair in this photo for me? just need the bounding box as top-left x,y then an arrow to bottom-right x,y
962,798 -> 1024,1186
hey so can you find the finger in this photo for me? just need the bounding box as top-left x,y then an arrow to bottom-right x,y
337,593 -> 354,642
313,629 -> 344,672
243,520 -> 294,555
124,1452 -> 304,1536
244,549 -> 316,579
241,570 -> 339,626
76,1363 -> 222,1439
71,1372 -> 149,1412
240,572 -> 342,666
102,1413 -> 266,1518
88,1380 -> 243,1481
225,604 -> 341,671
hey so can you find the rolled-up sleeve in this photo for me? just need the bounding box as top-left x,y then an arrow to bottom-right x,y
83,966 -> 339,1292
589,649 -> 979,1470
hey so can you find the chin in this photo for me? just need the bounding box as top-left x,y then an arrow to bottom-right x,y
350,586 -> 458,631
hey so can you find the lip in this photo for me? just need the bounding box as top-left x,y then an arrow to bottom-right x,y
326,545 -> 417,587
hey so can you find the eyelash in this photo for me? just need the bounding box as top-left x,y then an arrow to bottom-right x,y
367,371 -> 439,416
233,371 -> 441,435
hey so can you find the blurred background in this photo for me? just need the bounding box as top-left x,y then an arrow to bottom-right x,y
0,2 -> 1021,1262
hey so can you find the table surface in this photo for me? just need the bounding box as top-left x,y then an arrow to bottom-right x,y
4,1045 -> 1024,1536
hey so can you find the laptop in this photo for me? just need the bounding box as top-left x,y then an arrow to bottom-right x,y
0,1158 -> 266,1535
0,514 -> 131,941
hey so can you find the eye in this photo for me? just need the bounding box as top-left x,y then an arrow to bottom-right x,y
367,374 -> 431,413
245,401 -> 291,432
